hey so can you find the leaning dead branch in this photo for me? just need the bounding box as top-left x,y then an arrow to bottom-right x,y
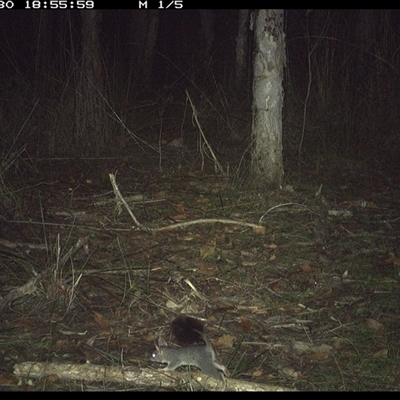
185,90 -> 226,175
109,173 -> 265,233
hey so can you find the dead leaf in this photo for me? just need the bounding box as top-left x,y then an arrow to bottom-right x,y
385,253 -> 400,266
264,242 -> 277,249
55,340 -> 70,351
92,312 -> 111,330
320,287 -> 333,297
340,199 -> 377,208
200,240 -> 216,259
293,341 -> 332,354
252,370 -> 263,378
175,202 -> 186,214
46,374 -> 60,383
318,253 -> 335,264
154,191 -> 165,199
373,345 -> 388,358
278,366 -> 299,379
74,346 -> 88,360
270,281 -> 285,292
238,317 -> 253,332
339,350 -> 358,358
166,300 -> 180,310
98,328 -> 115,337
365,201 -> 378,208
212,334 -> 235,348
300,262 -> 313,273
365,318 -> 385,335
198,264 -> 219,276
253,226 -> 266,235
195,197 -> 211,206
12,318 -> 42,332
0,372 -> 18,385
342,312 -> 354,324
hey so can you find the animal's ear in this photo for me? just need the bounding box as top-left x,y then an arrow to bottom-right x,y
158,337 -> 168,347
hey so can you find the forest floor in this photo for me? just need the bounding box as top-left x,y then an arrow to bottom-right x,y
0,141 -> 400,391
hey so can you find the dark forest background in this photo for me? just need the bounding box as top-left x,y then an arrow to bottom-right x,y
0,9 -> 399,175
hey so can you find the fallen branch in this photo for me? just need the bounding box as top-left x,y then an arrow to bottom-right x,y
13,361 -> 294,391
109,174 -> 265,233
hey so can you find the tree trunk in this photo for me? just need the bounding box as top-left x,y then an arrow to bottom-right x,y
133,10 -> 159,87
235,10 -> 250,92
75,10 -> 107,155
34,11 -> 53,98
200,9 -> 215,64
250,9 -> 285,189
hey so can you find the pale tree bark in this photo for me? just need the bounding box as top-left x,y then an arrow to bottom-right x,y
251,9 -> 285,189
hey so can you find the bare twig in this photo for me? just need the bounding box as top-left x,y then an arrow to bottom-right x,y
185,90 -> 226,175
109,174 -> 265,233
109,173 -> 152,232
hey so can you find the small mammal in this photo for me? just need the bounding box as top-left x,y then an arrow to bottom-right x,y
150,316 -> 229,387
